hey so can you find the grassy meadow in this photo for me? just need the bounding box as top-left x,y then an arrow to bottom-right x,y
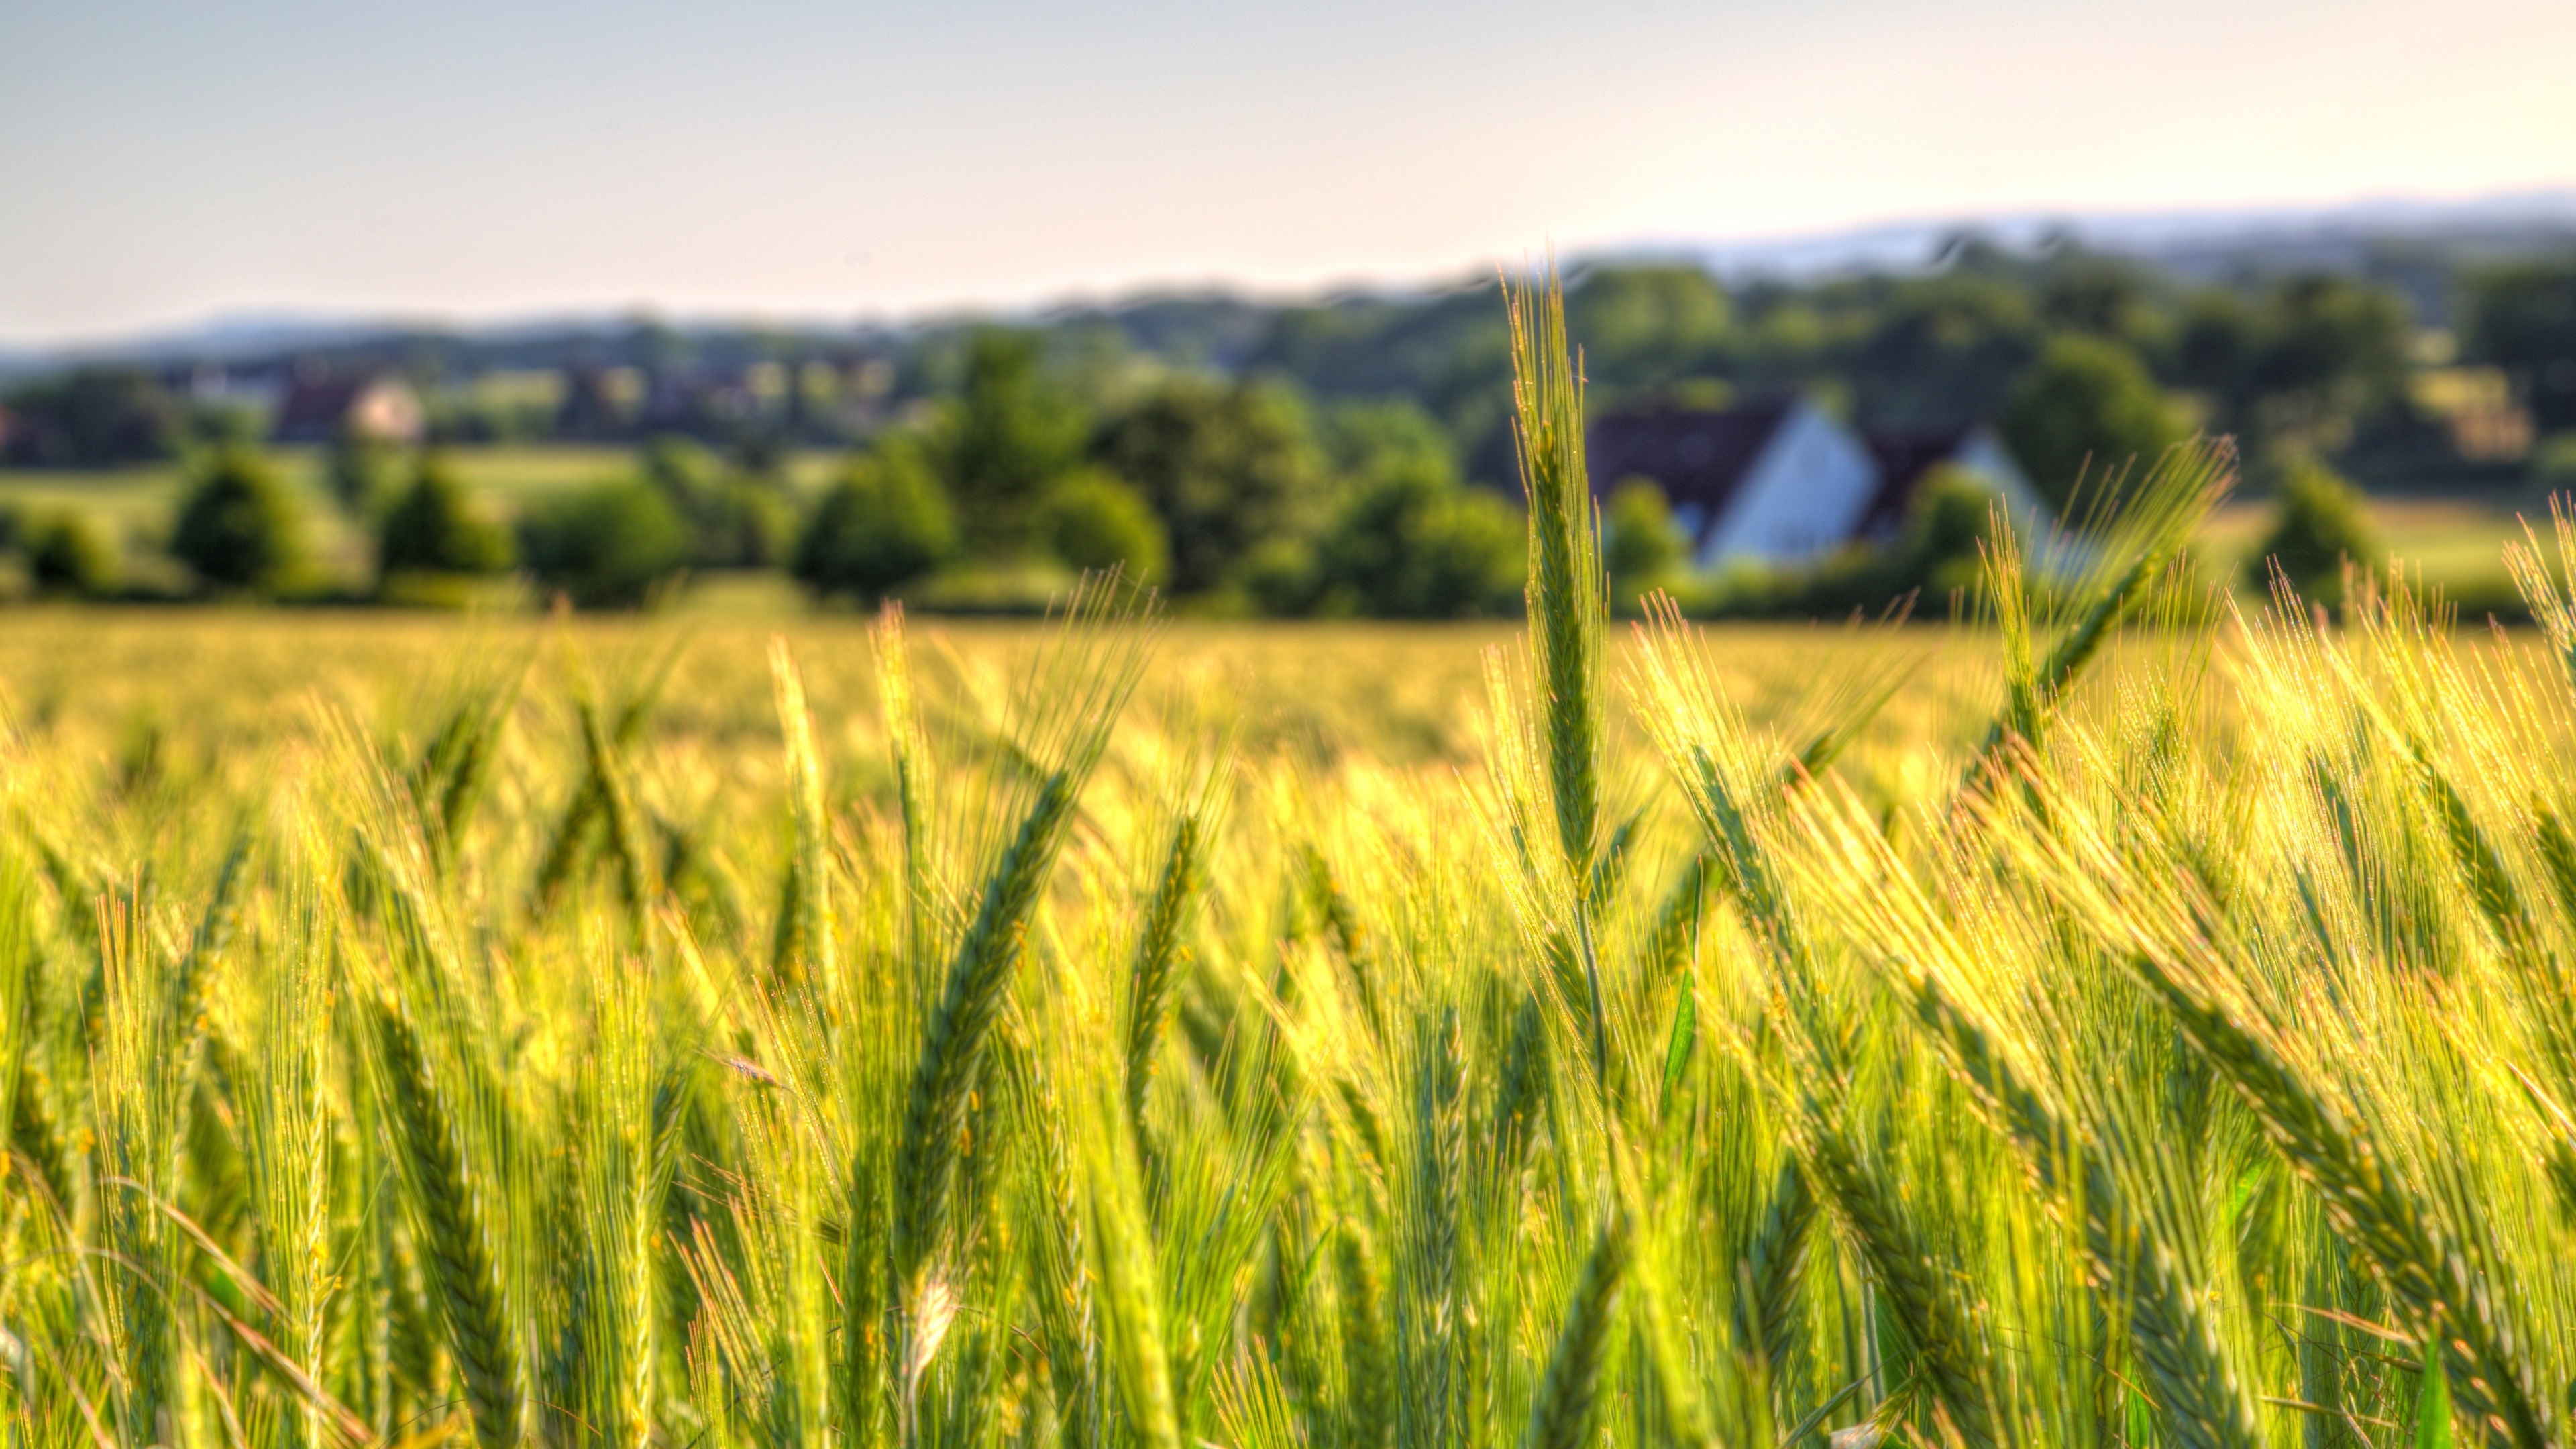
15,282 -> 2576,1449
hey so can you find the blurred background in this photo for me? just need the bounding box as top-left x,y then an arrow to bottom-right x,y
2,0 -> 2571,618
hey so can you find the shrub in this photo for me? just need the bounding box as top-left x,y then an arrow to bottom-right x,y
1091,378 -> 1325,594
1038,470 -> 1168,584
172,447 -> 305,597
2534,431 -> 2576,493
0,366 -> 184,466
28,513 -> 118,598
1310,462 -> 1523,618
329,432 -> 405,515
1604,478 -> 1686,608
2245,454 -> 2378,604
1900,466 -> 2006,599
518,479 -> 688,609
2002,335 -> 2186,517
379,455 -> 513,582
794,441 -> 958,603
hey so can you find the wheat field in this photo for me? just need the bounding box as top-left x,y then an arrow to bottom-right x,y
9,279 -> 2576,1449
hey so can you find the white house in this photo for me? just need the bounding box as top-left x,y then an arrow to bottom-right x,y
1589,397 -> 2043,566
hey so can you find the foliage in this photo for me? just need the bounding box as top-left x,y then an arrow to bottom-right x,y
329,430 -> 407,515
0,365 -> 184,466
1306,460 -> 1522,617
517,478 -> 689,608
2465,256 -> 2576,433
25,511 -> 119,597
943,329 -> 1090,555
2002,333 -> 2186,515
379,454 -> 514,579
793,439 -> 958,603
2246,452 -> 2380,603
639,434 -> 797,569
1603,478 -> 1685,608
1091,376 -> 1327,594
1039,469 -> 1169,585
171,445 -> 305,596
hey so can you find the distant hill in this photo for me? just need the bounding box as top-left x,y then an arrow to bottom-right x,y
7,189 -> 2572,384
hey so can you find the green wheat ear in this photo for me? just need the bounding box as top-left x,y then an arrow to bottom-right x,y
1522,1212 -> 1630,1449
370,999 -> 523,1449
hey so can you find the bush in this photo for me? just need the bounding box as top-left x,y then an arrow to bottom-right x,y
1604,478 -> 1686,608
1091,378 -> 1325,594
639,434 -> 799,568
379,455 -> 513,582
172,447 -> 305,597
2245,455 -> 2378,604
794,442 -> 959,604
2534,432 -> 2576,493
1899,466 -> 2007,600
0,366 -> 184,467
1309,464 -> 1523,618
329,433 -> 405,515
1038,470 -> 1168,585
2002,335 -> 2186,517
28,513 -> 118,598
519,479 -> 689,609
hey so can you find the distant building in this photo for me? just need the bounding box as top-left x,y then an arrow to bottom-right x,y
1856,421 -> 2047,543
1591,398 -> 2045,567
1589,396 -> 1883,566
270,372 -> 425,445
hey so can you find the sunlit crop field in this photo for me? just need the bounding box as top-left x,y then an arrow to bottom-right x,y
11,288 -> 2576,1449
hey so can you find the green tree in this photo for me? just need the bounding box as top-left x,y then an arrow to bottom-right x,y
793,441 -> 958,603
943,330 -> 1087,555
328,430 -> 405,515
379,455 -> 513,580
1038,470 -> 1168,584
172,447 -> 305,596
1898,465 -> 2006,598
2001,335 -> 2186,516
1309,462 -> 1522,618
0,366 -> 184,467
639,433 -> 796,568
519,479 -> 689,609
28,512 -> 118,598
1603,478 -> 1686,608
2465,258 -> 2576,434
1092,377 -> 1325,594
2245,454 -> 2378,604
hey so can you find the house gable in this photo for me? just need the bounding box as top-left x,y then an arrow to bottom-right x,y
1699,401 -> 1880,564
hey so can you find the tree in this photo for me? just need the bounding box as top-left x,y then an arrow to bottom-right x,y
2246,274 -> 2410,450
1091,377 -> 1326,594
1603,478 -> 1686,608
519,480 -> 689,608
943,330 -> 1088,555
2465,258 -> 2576,434
1309,462 -> 1522,618
379,455 -> 513,580
0,366 -> 184,467
639,433 -> 795,568
2001,335 -> 2186,516
1896,465 -> 2006,599
1038,470 -> 1168,584
172,447 -> 305,596
2245,454 -> 2377,604
328,430 -> 405,515
28,513 -> 117,598
793,441 -> 958,603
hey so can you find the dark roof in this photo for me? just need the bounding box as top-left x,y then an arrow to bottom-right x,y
1587,397 -> 1798,543
270,376 -> 370,439
1856,423 -> 1980,540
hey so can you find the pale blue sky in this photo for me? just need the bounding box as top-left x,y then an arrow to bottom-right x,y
4,0 -> 2571,344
